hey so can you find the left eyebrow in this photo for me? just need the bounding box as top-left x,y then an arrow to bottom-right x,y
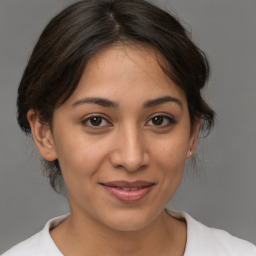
143,96 -> 183,109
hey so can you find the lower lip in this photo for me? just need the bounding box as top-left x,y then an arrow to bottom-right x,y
102,185 -> 153,203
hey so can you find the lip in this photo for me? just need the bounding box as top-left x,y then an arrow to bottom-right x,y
100,180 -> 155,203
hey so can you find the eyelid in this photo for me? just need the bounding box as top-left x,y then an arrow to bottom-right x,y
80,112 -> 176,129
145,113 -> 177,127
81,114 -> 112,128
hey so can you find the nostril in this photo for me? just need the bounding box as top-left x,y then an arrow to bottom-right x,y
108,131 -> 149,171
108,150 -> 149,172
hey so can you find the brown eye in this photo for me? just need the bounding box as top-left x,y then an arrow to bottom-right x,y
151,116 -> 164,126
89,116 -> 103,126
146,115 -> 176,127
82,115 -> 110,128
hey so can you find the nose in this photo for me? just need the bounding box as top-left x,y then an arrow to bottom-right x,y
109,125 -> 149,172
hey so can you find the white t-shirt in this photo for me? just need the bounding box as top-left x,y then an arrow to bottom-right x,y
2,210 -> 256,256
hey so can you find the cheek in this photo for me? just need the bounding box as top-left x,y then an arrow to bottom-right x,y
53,131 -> 111,180
151,133 -> 189,190
153,134 -> 188,169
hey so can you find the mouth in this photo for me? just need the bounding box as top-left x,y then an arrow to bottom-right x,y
100,180 -> 155,203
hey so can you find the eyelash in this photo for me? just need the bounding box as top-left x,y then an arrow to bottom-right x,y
81,115 -> 111,128
145,114 -> 176,127
81,114 -> 176,129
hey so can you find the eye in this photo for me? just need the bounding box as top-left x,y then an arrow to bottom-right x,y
146,115 -> 176,127
82,115 -> 110,128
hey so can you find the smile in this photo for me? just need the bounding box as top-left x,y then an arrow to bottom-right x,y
117,187 -> 143,191
100,180 -> 155,203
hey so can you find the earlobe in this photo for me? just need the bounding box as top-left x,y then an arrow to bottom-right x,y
27,109 -> 57,161
186,119 -> 200,159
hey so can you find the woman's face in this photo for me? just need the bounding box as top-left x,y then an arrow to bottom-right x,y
38,45 -> 199,231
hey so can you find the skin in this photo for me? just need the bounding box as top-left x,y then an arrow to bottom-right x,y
27,44 -> 200,256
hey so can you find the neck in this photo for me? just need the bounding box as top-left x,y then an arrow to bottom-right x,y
51,209 -> 186,256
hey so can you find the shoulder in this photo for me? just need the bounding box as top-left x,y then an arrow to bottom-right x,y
1,232 -> 42,256
167,209 -> 256,256
1,215 -> 68,256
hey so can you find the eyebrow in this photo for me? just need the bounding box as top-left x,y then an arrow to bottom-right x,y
72,95 -> 182,109
72,97 -> 118,108
143,96 -> 183,109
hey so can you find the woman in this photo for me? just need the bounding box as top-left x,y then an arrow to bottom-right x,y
2,0 -> 255,255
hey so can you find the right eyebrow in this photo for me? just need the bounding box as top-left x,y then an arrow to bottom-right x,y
72,97 -> 119,108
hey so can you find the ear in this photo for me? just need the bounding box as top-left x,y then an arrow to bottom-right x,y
186,119 -> 200,159
27,109 -> 57,161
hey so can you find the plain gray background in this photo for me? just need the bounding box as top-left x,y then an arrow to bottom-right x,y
1,0 -> 256,253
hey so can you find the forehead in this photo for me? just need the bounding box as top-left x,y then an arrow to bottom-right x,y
66,44 -> 187,106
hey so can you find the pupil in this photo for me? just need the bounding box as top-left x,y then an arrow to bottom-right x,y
90,117 -> 102,126
152,116 -> 163,125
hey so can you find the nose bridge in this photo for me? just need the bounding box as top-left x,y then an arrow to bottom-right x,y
124,123 -> 143,158
110,122 -> 148,171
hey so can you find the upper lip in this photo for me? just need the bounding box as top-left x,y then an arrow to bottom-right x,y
100,180 -> 155,188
